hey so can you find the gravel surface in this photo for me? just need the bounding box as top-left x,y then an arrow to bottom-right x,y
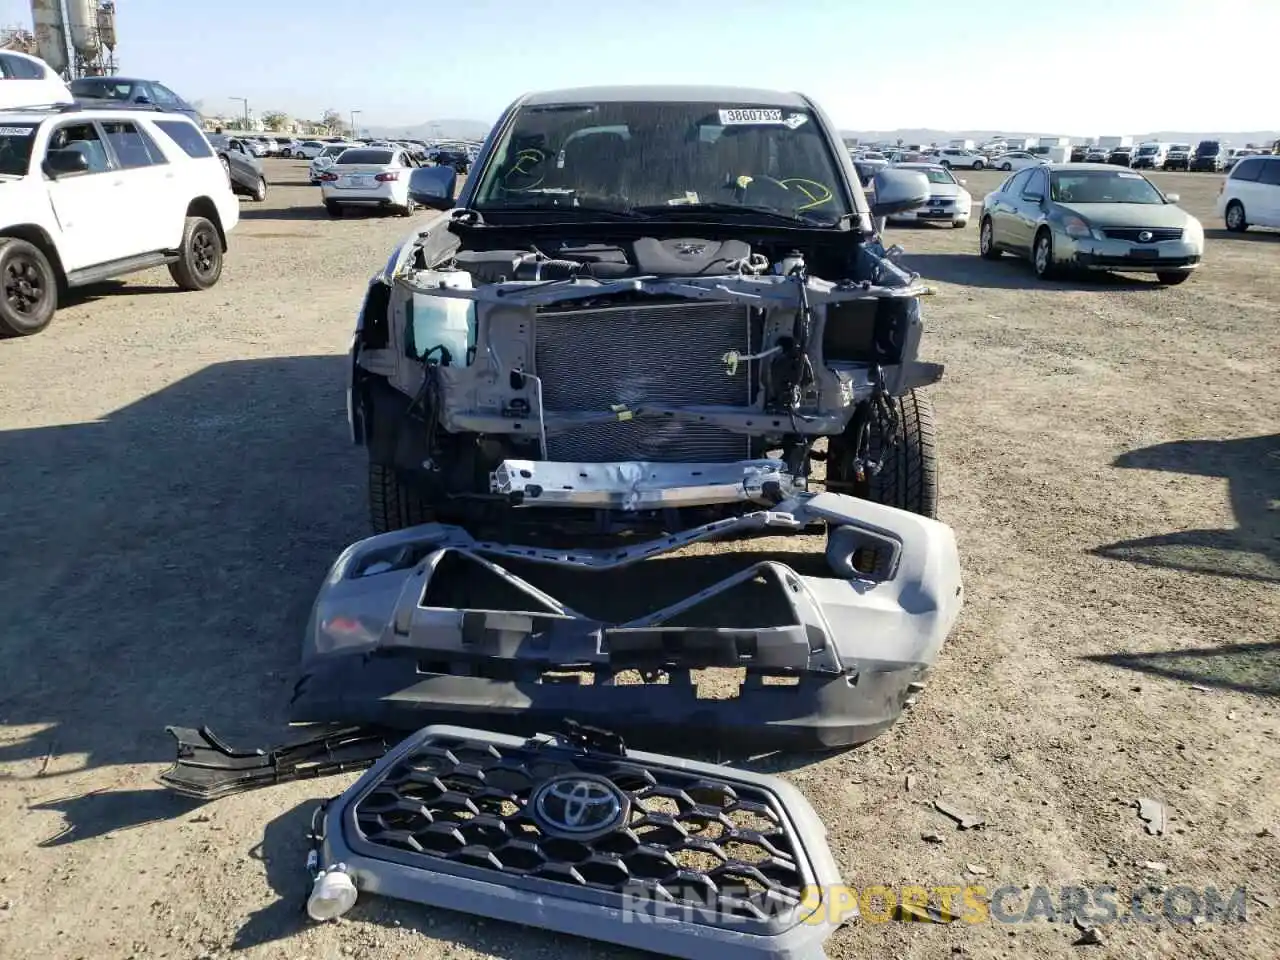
0,161 -> 1276,960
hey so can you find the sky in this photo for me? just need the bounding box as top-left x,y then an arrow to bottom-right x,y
3,0 -> 1277,133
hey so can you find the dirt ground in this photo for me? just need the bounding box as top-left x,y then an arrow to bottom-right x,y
0,161 -> 1276,960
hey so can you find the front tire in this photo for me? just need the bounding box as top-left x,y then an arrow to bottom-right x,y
827,389 -> 939,519
0,238 -> 58,337
369,461 -> 437,533
1157,272 -> 1191,286
1000,162 -> 1012,171
168,216 -> 223,291
979,217 -> 1002,259
973,159 -> 985,170
1225,200 -> 1247,232
1032,228 -> 1058,280
252,176 -> 267,202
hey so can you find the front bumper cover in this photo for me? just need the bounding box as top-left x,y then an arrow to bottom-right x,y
291,491 -> 963,752
313,724 -> 849,959
1058,235 -> 1203,273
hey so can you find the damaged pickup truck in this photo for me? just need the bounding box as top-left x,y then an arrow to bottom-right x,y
163,87 -> 962,960
290,85 -> 964,752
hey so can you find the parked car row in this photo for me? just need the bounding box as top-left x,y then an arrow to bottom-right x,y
857,134 -> 1277,176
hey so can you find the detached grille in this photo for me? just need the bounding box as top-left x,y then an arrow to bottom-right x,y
1103,227 -> 1184,242
352,733 -> 806,924
534,300 -> 753,463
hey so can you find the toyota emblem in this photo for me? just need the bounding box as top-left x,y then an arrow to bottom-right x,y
1137,231 -> 1153,242
531,774 -> 629,839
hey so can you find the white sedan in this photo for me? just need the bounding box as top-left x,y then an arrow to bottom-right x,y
318,147 -> 420,217
994,151 -> 1048,172
884,162 -> 973,228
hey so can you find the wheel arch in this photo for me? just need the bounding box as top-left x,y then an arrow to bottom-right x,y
185,197 -> 227,250
0,223 -> 67,286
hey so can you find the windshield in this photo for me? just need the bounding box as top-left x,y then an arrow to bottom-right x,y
1171,144 -> 1190,152
337,148 -> 393,165
70,78 -> 135,100
0,123 -> 37,176
470,100 -> 852,224
1050,170 -> 1165,204
1137,146 -> 1158,155
916,168 -> 956,184
1196,142 -> 1220,155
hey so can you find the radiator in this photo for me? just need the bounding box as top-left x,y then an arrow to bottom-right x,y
534,300 -> 753,463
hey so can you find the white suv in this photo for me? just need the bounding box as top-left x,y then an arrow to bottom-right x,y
934,148 -> 987,170
1217,155 -> 1280,233
0,104 -> 239,337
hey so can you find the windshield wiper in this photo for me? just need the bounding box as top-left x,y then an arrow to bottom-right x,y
632,202 -> 836,226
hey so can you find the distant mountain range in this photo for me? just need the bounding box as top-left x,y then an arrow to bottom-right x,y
364,119 -> 1279,148
838,128 -> 1280,146
365,118 -> 492,141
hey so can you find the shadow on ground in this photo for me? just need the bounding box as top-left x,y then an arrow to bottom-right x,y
29,787 -> 202,846
902,253 -> 1159,291
233,800 -> 657,958
60,280 -> 179,307
239,205 -> 407,222
237,206 -> 338,222
0,355 -> 367,774
1204,228 -> 1279,243
1091,434 -> 1280,583
1083,642 -> 1279,698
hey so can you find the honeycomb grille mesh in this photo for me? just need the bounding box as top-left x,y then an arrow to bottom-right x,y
352,735 -> 806,922
534,301 -> 753,463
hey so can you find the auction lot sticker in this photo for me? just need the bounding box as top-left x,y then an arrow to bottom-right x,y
719,108 -> 784,125
0,126 -> 35,136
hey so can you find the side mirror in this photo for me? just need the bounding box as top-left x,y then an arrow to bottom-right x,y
1164,192 -> 1180,203
869,168 -> 930,218
408,165 -> 457,210
44,148 -> 90,178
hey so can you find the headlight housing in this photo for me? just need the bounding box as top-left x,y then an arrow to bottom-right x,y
1063,216 -> 1093,239
1183,217 -> 1204,244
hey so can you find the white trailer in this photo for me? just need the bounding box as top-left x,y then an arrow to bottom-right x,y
1035,136 -> 1071,149
1096,135 -> 1133,150
947,138 -> 976,150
